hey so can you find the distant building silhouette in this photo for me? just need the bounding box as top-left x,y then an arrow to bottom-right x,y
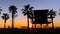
30,9 -> 56,28
33,9 -> 49,24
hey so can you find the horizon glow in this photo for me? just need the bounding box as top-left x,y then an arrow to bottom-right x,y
0,0 -> 60,28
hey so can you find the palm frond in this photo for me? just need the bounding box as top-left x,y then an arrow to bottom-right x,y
22,4 -> 34,17
2,16 -> 4,19
0,9 -> 2,11
24,4 -> 30,10
9,5 -> 17,14
29,7 -> 34,10
2,13 -> 9,20
0,8 -> 2,14
58,9 -> 60,15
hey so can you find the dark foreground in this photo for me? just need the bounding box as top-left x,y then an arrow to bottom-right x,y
0,28 -> 60,34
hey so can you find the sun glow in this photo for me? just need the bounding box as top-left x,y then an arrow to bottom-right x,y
29,25 -> 32,28
0,17 -> 60,28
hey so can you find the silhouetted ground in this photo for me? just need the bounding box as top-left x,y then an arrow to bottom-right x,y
0,28 -> 60,34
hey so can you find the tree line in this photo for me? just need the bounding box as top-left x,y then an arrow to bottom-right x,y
0,4 -> 60,29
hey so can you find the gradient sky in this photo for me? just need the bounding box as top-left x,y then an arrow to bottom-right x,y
0,0 -> 60,28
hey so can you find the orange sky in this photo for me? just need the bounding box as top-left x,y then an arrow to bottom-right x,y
1,12 -> 59,28
0,16 -> 60,28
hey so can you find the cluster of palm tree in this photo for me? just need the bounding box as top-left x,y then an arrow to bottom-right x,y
22,4 -> 57,29
0,4 -> 60,29
0,5 -> 17,28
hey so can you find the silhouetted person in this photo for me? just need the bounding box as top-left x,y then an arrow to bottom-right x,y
2,13 -> 9,28
22,4 -> 34,29
9,5 -> 17,28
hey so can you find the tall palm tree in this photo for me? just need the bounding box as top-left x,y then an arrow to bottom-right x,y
9,5 -> 17,28
48,9 -> 56,28
29,6 -> 34,29
22,4 -> 34,29
2,13 -> 9,28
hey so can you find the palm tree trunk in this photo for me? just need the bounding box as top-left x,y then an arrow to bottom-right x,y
35,24 -> 36,31
32,23 -> 33,29
46,24 -> 48,28
12,13 -> 14,28
40,24 -> 42,28
51,15 -> 54,28
31,18 -> 33,29
27,15 -> 29,29
35,24 -> 36,29
32,13 -> 34,29
4,19 -> 6,29
52,18 -> 54,28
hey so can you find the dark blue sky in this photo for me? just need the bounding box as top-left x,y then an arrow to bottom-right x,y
0,0 -> 60,27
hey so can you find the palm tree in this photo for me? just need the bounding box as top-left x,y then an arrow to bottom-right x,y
0,7 -> 2,14
2,13 -> 9,28
9,5 -> 17,28
48,9 -> 56,28
22,4 -> 34,29
58,9 -> 60,15
29,6 -> 34,29
59,13 -> 60,15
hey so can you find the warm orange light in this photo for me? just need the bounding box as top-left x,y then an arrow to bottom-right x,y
29,25 -> 32,28
0,17 -> 60,28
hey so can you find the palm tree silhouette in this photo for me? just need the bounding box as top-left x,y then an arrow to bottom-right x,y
22,4 -> 34,29
58,9 -> 60,15
0,7 -> 2,14
2,13 -> 9,28
48,9 -> 56,28
9,5 -> 17,28
59,13 -> 60,15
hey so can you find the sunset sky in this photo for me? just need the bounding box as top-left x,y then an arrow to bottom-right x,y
0,0 -> 60,28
